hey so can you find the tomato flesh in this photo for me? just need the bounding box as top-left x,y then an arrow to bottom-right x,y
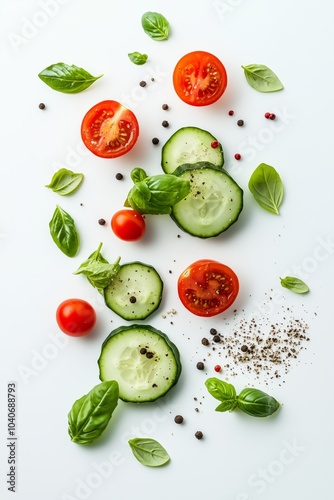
178,259 -> 239,317
111,209 -> 146,241
173,51 -> 227,106
56,299 -> 96,336
81,100 -> 139,159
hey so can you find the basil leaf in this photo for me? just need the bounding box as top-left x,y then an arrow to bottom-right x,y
280,276 -> 309,294
128,438 -> 170,467
205,378 -> 238,412
68,381 -> 119,444
141,12 -> 169,41
131,167 -> 148,183
241,64 -> 284,92
45,168 -> 84,196
74,242 -> 121,294
38,63 -> 103,94
128,52 -> 148,65
126,172 -> 190,214
248,163 -> 284,214
237,388 -> 280,418
49,205 -> 79,257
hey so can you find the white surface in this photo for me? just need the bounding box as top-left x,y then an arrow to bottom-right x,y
1,1 -> 333,499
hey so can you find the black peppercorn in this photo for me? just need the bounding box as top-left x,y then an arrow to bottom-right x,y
139,81 -> 146,87
129,296 -> 137,303
152,137 -> 159,145
115,172 -> 123,180
98,218 -> 106,226
174,415 -> 184,424
162,103 -> 169,110
196,362 -> 205,370
201,338 -> 209,346
213,335 -> 221,343
38,102 -> 46,110
195,431 -> 203,440
162,120 -> 169,128
237,119 -> 244,126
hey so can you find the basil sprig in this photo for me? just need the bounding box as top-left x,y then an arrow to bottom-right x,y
141,12 -> 169,41
248,163 -> 284,215
280,276 -> 309,294
128,438 -> 170,467
38,62 -> 103,94
128,52 -> 148,65
74,242 -> 121,294
49,205 -> 79,257
68,381 -> 119,445
125,168 -> 190,214
242,64 -> 284,92
205,378 -> 280,418
45,168 -> 84,196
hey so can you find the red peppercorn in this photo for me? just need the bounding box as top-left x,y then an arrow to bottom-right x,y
214,365 -> 222,372
234,153 -> 241,160
269,113 -> 276,120
264,112 -> 271,119
228,110 -> 234,116
211,140 -> 219,149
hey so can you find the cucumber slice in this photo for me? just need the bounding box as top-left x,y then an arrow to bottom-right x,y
171,162 -> 243,238
98,325 -> 182,402
104,262 -> 163,320
161,126 -> 224,174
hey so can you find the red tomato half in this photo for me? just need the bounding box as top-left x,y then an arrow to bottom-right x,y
81,100 -> 139,158
178,259 -> 239,317
56,299 -> 96,336
173,51 -> 228,106
111,209 -> 146,241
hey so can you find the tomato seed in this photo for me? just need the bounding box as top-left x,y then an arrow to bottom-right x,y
214,365 -> 222,372
211,140 -> 219,149
228,110 -> 234,116
234,153 -> 241,160
152,137 -> 159,145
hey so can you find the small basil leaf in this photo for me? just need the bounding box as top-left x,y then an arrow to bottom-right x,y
128,438 -> 170,467
131,167 -> 147,183
205,378 -> 237,404
215,400 -> 238,413
141,12 -> 169,41
248,163 -> 283,214
68,381 -> 119,444
74,243 -> 121,294
242,64 -> 284,92
280,276 -> 309,294
237,388 -> 280,418
49,205 -> 79,257
38,62 -> 103,94
128,52 -> 148,65
45,168 -> 84,195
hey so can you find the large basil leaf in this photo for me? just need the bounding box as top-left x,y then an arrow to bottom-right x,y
248,163 -> 283,214
74,242 -> 121,294
141,12 -> 169,41
128,52 -> 148,65
49,205 -> 79,257
242,64 -> 284,92
68,381 -> 119,444
237,388 -> 280,418
45,168 -> 84,196
128,438 -> 170,467
280,276 -> 309,294
205,378 -> 238,412
38,63 -> 103,94
126,170 -> 190,214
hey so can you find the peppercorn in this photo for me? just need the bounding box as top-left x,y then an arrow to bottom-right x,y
237,119 -> 244,126
162,120 -> 169,128
228,110 -> 234,116
129,296 -> 137,303
139,80 -> 146,87
38,102 -> 46,110
196,362 -> 205,370
214,365 -> 222,372
264,112 -> 271,119
210,328 -> 218,335
213,335 -> 221,343
201,337 -> 210,346
195,431 -> 203,440
211,140 -> 219,149
115,173 -> 123,180
234,153 -> 241,160
140,347 -> 147,355
269,113 -> 276,120
152,137 -> 159,145
98,218 -> 106,226
162,103 -> 169,110
174,415 -> 184,424
146,352 -> 154,359
241,345 -> 248,352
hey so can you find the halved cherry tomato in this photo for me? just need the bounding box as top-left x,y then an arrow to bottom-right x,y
173,51 -> 227,106
81,100 -> 139,158
177,259 -> 239,317
56,299 -> 96,336
111,209 -> 146,241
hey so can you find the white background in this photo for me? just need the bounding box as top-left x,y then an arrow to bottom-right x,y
1,1 -> 333,499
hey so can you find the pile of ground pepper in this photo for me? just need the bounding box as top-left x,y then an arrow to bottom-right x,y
202,306 -> 311,385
